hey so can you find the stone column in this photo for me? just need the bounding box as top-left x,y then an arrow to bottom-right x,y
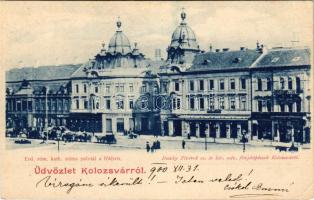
112,117 -> 117,134
168,120 -> 174,136
247,120 -> 252,141
237,124 -> 242,139
206,122 -> 210,137
226,123 -> 231,138
124,117 -> 130,131
183,121 -> 190,137
196,123 -> 200,137
101,114 -> 106,134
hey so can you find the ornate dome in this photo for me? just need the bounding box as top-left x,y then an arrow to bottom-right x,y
170,9 -> 199,50
108,19 -> 132,54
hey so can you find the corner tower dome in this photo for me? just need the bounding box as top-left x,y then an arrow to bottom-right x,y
108,18 -> 132,54
170,9 -> 199,50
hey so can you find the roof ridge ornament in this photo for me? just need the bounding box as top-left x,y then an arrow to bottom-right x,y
116,16 -> 122,31
180,8 -> 187,25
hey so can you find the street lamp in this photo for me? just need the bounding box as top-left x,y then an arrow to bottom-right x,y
241,129 -> 247,153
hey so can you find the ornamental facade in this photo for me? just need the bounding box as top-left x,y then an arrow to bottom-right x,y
5,10 -> 311,144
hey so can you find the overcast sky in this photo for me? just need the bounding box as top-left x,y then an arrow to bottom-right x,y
1,1 -> 312,70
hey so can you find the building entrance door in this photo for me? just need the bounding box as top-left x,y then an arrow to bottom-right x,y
141,118 -> 148,133
199,122 -> 206,138
209,123 -> 216,138
173,120 -> 182,136
190,122 -> 196,136
163,121 -> 169,136
116,118 -> 124,133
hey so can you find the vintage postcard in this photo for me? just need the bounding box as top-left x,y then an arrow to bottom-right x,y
0,1 -> 313,199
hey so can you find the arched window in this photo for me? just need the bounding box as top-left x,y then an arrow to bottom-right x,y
288,77 -> 293,90
296,77 -> 301,92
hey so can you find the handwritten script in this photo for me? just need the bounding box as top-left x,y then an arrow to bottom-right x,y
35,163 -> 293,198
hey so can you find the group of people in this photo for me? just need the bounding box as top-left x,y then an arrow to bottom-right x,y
146,140 -> 161,153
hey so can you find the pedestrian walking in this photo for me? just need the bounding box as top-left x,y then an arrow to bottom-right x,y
156,140 -> 161,149
182,140 -> 186,149
146,141 -> 150,152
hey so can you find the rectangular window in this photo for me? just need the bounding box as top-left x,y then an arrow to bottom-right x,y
116,99 -> 124,110
267,78 -> 272,91
177,98 -> 181,109
241,78 -> 246,90
115,85 -> 119,92
162,82 -> 168,93
64,100 -> 69,111
257,79 -> 262,91
129,100 -> 134,109
84,100 -> 88,109
27,101 -> 32,111
296,77 -> 301,92
173,98 -> 181,110
189,80 -> 194,91
95,86 -> 98,93
199,80 -> 204,91
58,100 -> 63,111
105,84 -> 110,93
84,84 -> 87,93
129,83 -> 134,92
22,100 -> 27,111
230,79 -> 235,90
219,97 -> 225,109
190,98 -> 195,110
209,97 -> 215,110
209,80 -> 214,90
288,77 -> 293,90
120,85 -> 124,92
172,98 -> 176,110
241,98 -> 246,110
199,97 -> 204,110
76,84 -> 79,93
230,97 -> 235,110
76,99 -> 79,109
220,79 -> 225,90
106,119 -> 112,133
153,84 -> 158,94
174,81 -> 180,91
141,85 -> 147,93
258,101 -> 263,112
267,101 -> 272,112
106,99 -> 111,110
280,104 -> 285,112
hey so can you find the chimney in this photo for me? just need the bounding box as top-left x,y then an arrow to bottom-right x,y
215,49 -> 220,52
256,40 -> 260,50
222,48 -> 229,52
209,44 -> 213,52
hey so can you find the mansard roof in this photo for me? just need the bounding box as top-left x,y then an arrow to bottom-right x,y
254,47 -> 310,68
188,49 -> 261,72
6,64 -> 82,82
71,58 -> 165,79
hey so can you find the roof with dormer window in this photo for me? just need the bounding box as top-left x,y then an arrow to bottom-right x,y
254,47 -> 310,68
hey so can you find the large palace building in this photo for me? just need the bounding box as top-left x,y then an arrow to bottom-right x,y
5,10 -> 311,144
